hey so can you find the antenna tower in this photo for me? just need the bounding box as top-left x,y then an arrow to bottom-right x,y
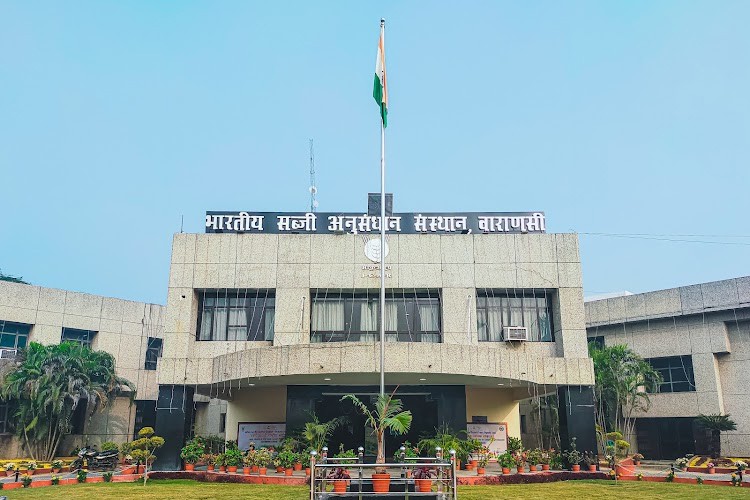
309,139 -> 318,212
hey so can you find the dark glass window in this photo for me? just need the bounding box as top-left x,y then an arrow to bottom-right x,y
0,320 -> 31,350
476,290 -> 554,342
310,289 -> 441,343
589,336 -> 605,349
134,400 -> 157,438
61,327 -> 96,348
219,413 -> 227,433
145,337 -> 163,370
197,290 -> 275,341
0,402 -> 10,434
71,400 -> 87,434
647,355 -> 695,393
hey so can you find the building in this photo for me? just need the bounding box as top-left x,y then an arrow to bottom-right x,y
0,207 -> 598,467
584,277 -> 750,459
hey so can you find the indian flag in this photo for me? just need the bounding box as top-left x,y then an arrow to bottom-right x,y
373,29 -> 387,127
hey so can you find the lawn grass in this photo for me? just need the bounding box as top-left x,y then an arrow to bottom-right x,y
2,478 -> 747,499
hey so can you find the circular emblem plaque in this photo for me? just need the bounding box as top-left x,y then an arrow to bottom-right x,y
364,238 -> 389,263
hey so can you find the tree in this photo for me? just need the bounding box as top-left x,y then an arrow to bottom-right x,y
0,342 -> 135,460
341,389 -> 412,468
0,269 -> 29,284
697,414 -> 737,458
300,412 -> 345,454
589,343 -> 662,448
128,426 -> 165,485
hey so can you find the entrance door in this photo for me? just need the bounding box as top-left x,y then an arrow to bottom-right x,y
636,417 -> 696,459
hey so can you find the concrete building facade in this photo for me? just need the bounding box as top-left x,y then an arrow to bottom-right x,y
585,277 -> 750,459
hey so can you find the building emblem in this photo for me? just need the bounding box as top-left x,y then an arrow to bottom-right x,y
363,237 -> 389,263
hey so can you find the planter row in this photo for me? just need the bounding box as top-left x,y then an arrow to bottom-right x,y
618,475 -> 749,487
1,475 -> 141,490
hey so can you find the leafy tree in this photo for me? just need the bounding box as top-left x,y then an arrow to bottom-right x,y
128,427 -> 165,485
341,389 -> 412,467
589,343 -> 662,449
0,269 -> 28,284
697,414 -> 737,458
0,342 -> 135,460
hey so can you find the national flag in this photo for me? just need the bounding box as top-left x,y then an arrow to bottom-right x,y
373,30 -> 387,127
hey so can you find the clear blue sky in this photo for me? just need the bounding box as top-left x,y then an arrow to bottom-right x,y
1,1 -> 748,304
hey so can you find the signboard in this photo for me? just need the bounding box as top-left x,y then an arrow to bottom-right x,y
205,211 -> 546,235
466,422 -> 508,454
237,422 -> 286,451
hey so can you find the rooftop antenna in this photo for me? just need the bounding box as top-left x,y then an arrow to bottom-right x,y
309,139 -> 318,212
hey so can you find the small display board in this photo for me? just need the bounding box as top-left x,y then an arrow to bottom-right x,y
237,422 -> 286,450
466,422 -> 508,454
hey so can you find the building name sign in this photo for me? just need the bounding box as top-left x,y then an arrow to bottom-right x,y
205,211 -> 546,235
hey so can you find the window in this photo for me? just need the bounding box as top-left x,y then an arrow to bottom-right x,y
61,328 -> 96,348
70,399 -> 87,434
589,336 -> 605,349
647,355 -> 695,393
219,413 -> 227,433
0,402 -> 10,434
145,337 -> 163,370
310,289 -> 441,343
476,290 -> 553,342
0,320 -> 30,350
197,290 -> 275,341
134,400 -> 156,438
520,414 -> 527,434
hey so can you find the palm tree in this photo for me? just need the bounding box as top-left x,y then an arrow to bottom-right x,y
697,414 -> 737,458
341,389 -> 412,467
301,412 -> 345,454
0,342 -> 134,460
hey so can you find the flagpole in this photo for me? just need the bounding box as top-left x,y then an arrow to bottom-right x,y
379,17 -> 386,398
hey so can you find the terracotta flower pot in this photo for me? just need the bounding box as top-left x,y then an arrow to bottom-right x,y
52,468 -> 61,474
259,467 -> 267,475
455,459 -> 461,470
251,465 -> 259,473
276,466 -> 284,473
529,465 -> 538,472
184,464 -> 195,471
333,480 -> 347,493
219,466 -> 226,472
517,466 -> 525,474
243,467 -> 251,475
477,467 -> 485,475
501,467 -> 510,474
25,469 -> 35,476
285,468 -> 293,476
542,464 -> 550,471
588,465 -> 597,472
708,468 -> 715,474
470,460 -> 478,467
465,463 -> 475,470
6,470 -> 15,477
207,465 -> 215,471
571,464 -> 580,472
372,473 -> 391,493
294,462 -> 302,471
228,466 -> 238,473
416,478 -> 432,492
304,467 -> 311,476
634,461 -> 641,466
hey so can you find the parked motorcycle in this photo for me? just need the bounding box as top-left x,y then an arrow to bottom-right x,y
70,446 -> 119,472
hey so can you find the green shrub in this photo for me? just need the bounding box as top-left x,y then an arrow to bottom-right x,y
101,441 -> 119,451
103,471 -> 113,482
21,474 -> 32,488
77,469 -> 88,483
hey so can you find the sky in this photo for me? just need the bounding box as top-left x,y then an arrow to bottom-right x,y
1,1 -> 748,305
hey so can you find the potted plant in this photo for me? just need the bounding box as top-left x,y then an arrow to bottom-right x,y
51,459 -> 64,473
565,439 -> 583,472
341,388 -> 413,493
582,452 -> 597,472
632,453 -> 643,466
180,439 -> 205,471
707,462 -> 715,474
203,453 -> 216,471
25,461 -> 37,476
527,449 -> 541,472
103,471 -> 113,482
216,452 -> 227,472
675,457 -> 689,471
327,467 -> 350,493
257,448 -> 271,475
498,452 -> 513,474
5,462 -> 16,477
476,449 -> 490,475
736,460 -> 747,472
278,450 -> 297,475
514,451 -> 527,473
273,457 -> 283,473
51,474 -> 60,485
539,450 -> 551,471
225,445 -> 244,473
242,452 -> 252,475
413,466 -> 435,492
21,473 -> 32,488
77,469 -> 88,483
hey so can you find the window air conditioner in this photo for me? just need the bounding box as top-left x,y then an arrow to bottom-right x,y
503,326 -> 529,341
0,348 -> 18,359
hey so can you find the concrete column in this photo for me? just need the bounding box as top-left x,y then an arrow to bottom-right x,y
153,385 -> 195,471
557,386 -> 597,454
